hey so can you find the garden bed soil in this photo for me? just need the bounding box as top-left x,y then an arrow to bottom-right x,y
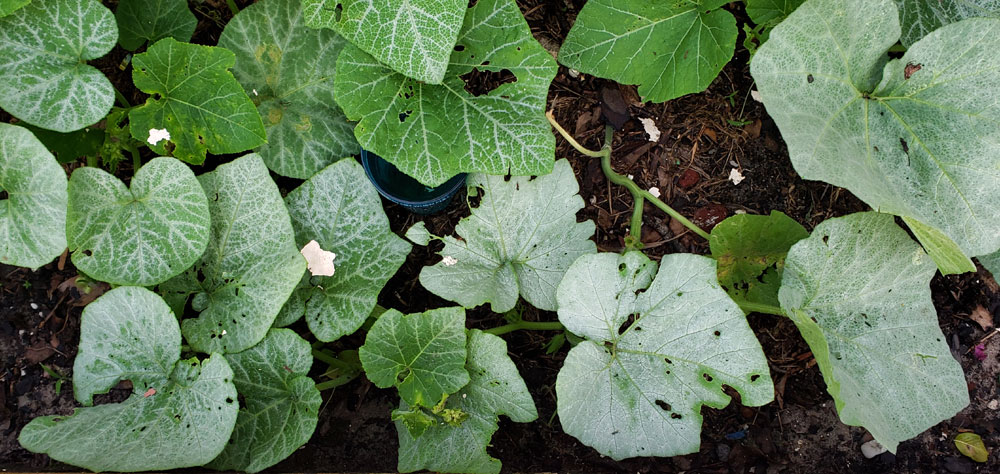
3,1 -> 1000,473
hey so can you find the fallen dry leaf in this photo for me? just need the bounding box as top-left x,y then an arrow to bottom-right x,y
970,305 -> 993,331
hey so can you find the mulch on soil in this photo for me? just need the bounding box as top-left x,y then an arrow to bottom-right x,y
3,1 -> 1000,473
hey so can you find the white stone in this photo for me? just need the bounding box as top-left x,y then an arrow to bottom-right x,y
861,439 -> 887,458
29,303 -> 38,310
639,117 -> 661,142
989,399 -> 999,410
729,168 -> 746,185
751,90 -> 762,103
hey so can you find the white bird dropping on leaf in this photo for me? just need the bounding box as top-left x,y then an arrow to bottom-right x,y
301,240 -> 336,276
639,117 -> 661,142
729,168 -> 745,185
442,256 -> 458,266
147,128 -> 170,146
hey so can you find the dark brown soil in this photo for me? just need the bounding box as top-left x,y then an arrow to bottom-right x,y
3,1 -> 999,473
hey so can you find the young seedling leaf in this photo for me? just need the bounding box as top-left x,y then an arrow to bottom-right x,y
397,330 -> 537,474
20,354 -> 238,472
283,159 -> 410,342
418,160 -> 596,313
559,0 -> 737,103
115,0 -> 196,51
903,216 -> 976,275
72,287 -> 180,405
359,307 -> 469,408
129,38 -> 267,165
746,0 -> 806,25
67,157 -> 210,286
161,154 -> 306,354
955,432 -> 989,462
895,0 -> 1000,47
0,0 -> 116,132
555,251 -> 773,460
219,0 -> 358,179
0,0 -> 29,17
778,212 -> 969,452
710,211 -> 809,309
751,0 -> 1000,259
0,124 -> 67,269
980,249 -> 1000,279
206,329 -> 321,473
334,0 -> 557,187
302,0 -> 465,84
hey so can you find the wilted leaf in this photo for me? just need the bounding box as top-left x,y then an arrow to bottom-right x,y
955,432 -> 989,462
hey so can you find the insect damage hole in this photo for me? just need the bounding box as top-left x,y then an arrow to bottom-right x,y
654,400 -> 672,411
617,314 -> 638,335
459,67 -> 517,97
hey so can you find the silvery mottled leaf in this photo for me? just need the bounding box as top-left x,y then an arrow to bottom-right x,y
0,0 -> 116,132
980,249 -> 1000,279
115,0 -> 196,50
895,0 -> 1000,46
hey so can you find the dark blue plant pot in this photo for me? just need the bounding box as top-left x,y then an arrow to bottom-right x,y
360,149 -> 467,215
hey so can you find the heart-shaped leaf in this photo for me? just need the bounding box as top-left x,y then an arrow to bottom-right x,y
0,0 -> 29,17
115,0 -> 196,51
334,0 -> 557,187
559,0 -> 737,103
161,154 -> 306,354
0,124 -> 67,269
895,0 -> 1000,47
779,212 -> 969,452
206,329 -> 321,473
359,307 -> 469,408
396,330 -> 537,474
555,251 -> 773,460
302,0 -> 466,84
417,159 -> 596,313
67,157 -> 210,286
0,0 -> 116,132
751,0 -> 1000,259
220,0 -> 357,179
283,159 -> 410,342
129,38 -> 267,165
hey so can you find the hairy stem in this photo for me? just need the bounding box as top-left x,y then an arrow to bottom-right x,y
485,321 -> 564,336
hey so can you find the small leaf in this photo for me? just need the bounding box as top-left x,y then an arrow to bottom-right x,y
0,124 -> 68,269
397,330 -> 537,474
903,216 -> 976,275
67,157 -> 211,286
359,307 -> 469,408
419,159 -> 596,313
129,38 -> 267,165
746,0 -> 806,26
206,329 -> 321,473
955,432 -> 989,462
895,0 -> 1000,47
115,0 -> 196,50
0,0 -> 30,17
779,212 -> 969,452
0,0 -> 116,132
303,0 -> 466,84
283,159 -> 410,342
405,221 -> 431,246
219,0 -> 358,179
559,0 -> 737,103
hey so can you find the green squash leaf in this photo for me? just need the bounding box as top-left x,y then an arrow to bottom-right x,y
397,330 -> 537,474
129,38 -> 267,165
418,159 -> 596,313
0,123 -> 67,269
895,0 -> 1000,47
17,123 -> 104,164
0,0 -> 116,132
778,212 -> 969,452
219,0 -> 357,179
903,216 -> 976,275
206,329 -> 321,473
979,249 -> 1000,278
555,251 -> 773,460
19,287 -> 239,472
751,0 -> 1000,259
115,0 -> 196,51
746,0 -> 806,25
334,0 -> 557,187
359,307 -> 470,408
67,157 -> 210,286
710,210 -> 809,309
302,0 -> 466,84
559,0 -> 737,103
283,159 -> 410,342
955,432 -> 989,462
0,0 -> 30,17
161,154 -> 306,354
72,286 -> 180,405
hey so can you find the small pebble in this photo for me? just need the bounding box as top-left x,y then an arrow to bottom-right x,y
861,439 -> 887,458
30,303 -> 38,310
988,399 -> 999,410
716,443 -> 730,462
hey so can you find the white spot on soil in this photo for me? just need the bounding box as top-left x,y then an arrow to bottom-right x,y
147,128 -> 170,146
728,168 -> 745,185
639,117 -> 660,142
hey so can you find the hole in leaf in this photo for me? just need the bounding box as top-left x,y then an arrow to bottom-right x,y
454,44 -> 465,52
459,68 -> 517,97
899,137 -> 909,154
82,249 -> 93,257
0,190 -> 6,200
671,413 -> 682,419
334,3 -> 343,22
664,358 -> 672,365
618,263 -> 627,272
904,62 -> 922,79
821,235 -> 829,245
225,397 -> 234,404
806,74 -> 814,83
750,374 -> 760,382
398,110 -> 412,123
397,368 -> 411,383
654,400 -> 672,411
703,373 -> 713,383
713,330 -> 721,337
617,314 -> 638,335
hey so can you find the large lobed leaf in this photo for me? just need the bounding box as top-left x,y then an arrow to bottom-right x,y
303,0 -> 466,84
129,38 -> 267,165
67,157 -> 210,286
418,159 -> 596,313
556,251 -> 773,460
751,0 -> 1000,264
397,330 -> 537,474
334,0 -> 557,187
0,0 -> 116,132
559,0 -> 737,103
895,0 -> 1000,46
0,124 -> 67,269
206,329 -> 321,473
779,212 -> 969,452
220,0 -> 357,179
115,0 -> 196,51
283,159 -> 410,342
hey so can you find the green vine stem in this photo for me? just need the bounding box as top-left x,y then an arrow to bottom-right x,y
729,296 -> 786,317
546,112 -> 711,242
485,320 -> 564,336
225,0 -> 240,15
